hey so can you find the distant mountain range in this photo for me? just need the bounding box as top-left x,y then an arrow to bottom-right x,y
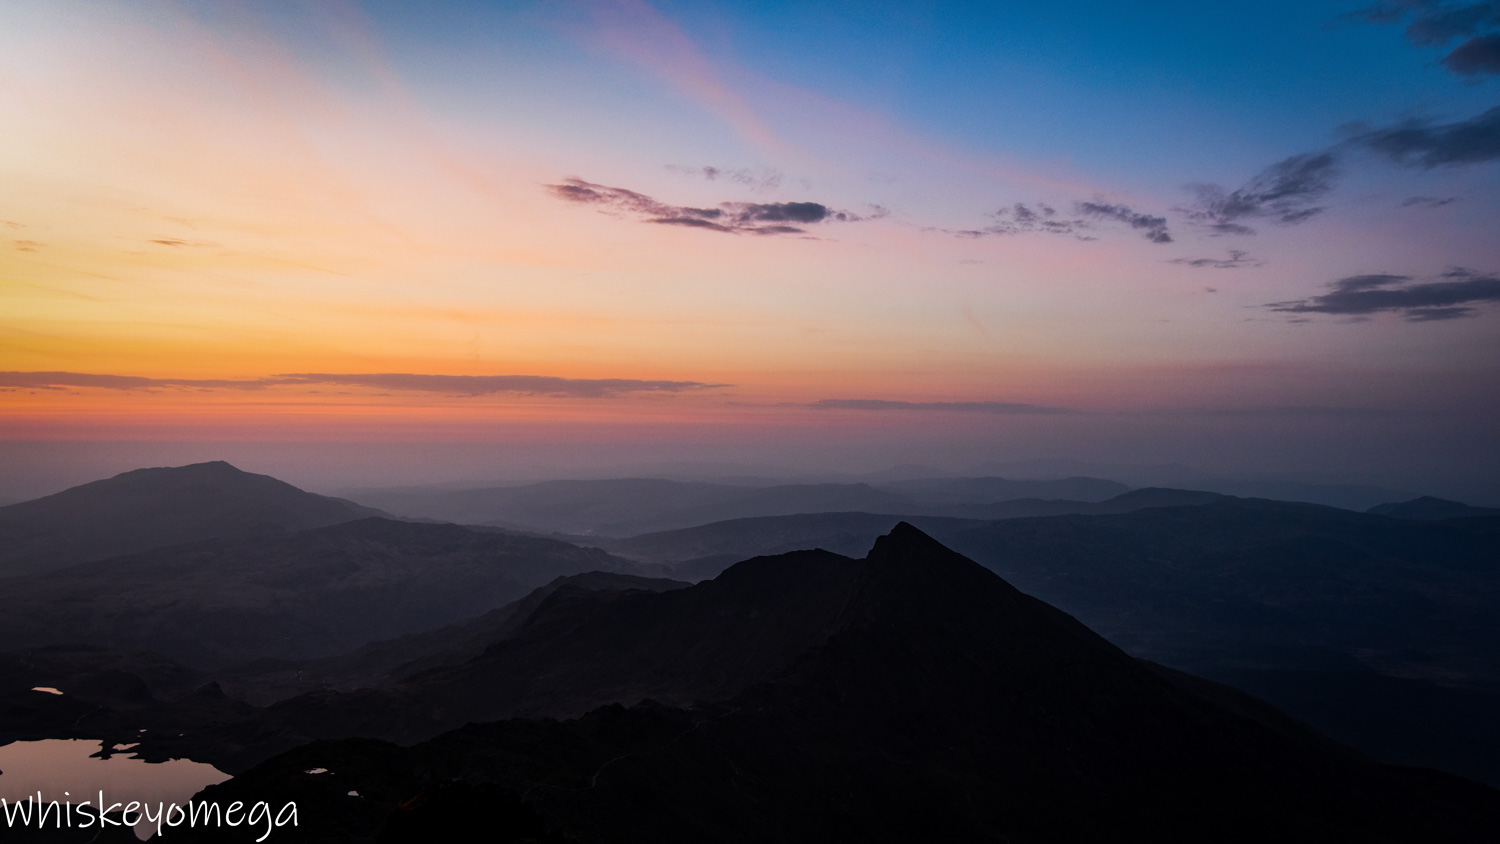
596,487 -> 1227,576
1368,496 -> 1500,520
0,516 -> 643,669
971,458 -> 1430,510
25,525 -> 1492,843
2,462 -> 1498,797
0,461 -> 385,577
345,475 -> 1132,535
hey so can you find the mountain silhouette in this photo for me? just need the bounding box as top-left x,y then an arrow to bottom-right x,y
0,461 -> 386,576
167,524 -> 1500,842
1368,496 -> 1500,520
0,518 -> 643,668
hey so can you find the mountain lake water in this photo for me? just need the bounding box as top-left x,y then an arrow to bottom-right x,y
0,736 -> 231,840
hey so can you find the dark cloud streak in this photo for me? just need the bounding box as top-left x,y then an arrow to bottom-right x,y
0,373 -> 284,391
546,178 -> 863,236
284,373 -> 728,397
1266,269 -> 1500,321
1444,32 -> 1500,73
0,372 -> 728,398
952,200 -> 1172,244
810,398 -> 1079,415
1352,106 -> 1500,167
1169,249 -> 1261,269
1076,202 -> 1172,243
1179,153 -> 1337,235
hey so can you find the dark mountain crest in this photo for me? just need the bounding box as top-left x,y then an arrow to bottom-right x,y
120,459 -> 241,475
1368,496 -> 1500,520
850,521 -> 1055,622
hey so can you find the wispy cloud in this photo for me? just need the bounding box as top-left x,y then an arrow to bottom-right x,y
1179,153 -> 1338,235
546,177 -> 867,235
0,372 -> 729,398
964,202 -> 1086,238
810,398 -> 1079,414
1266,268 -> 1500,322
1400,195 -> 1458,207
1170,102 -> 1496,237
1169,249 -> 1261,269
950,200 -> 1172,243
1077,202 -> 1172,243
1350,106 -> 1500,168
664,164 -> 784,191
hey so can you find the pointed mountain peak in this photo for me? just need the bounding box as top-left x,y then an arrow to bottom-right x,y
855,522 -> 1030,621
864,521 -> 995,582
866,521 -> 951,559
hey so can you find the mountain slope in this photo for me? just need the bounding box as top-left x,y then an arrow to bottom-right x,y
219,571 -> 691,705
0,461 -> 386,576
0,518 -> 643,668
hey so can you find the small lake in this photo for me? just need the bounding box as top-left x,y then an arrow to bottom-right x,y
0,738 -> 231,840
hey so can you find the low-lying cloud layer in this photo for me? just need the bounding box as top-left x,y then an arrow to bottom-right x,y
1267,269 -> 1500,321
0,372 -> 728,398
810,398 -> 1079,414
1077,202 -> 1172,243
546,178 -> 868,235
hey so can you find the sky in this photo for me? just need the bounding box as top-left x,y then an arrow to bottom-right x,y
2,0 -> 1499,499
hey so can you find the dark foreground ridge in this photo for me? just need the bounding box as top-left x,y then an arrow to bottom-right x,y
157,524 -> 1498,843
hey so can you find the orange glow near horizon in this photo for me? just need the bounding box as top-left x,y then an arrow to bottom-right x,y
2,0 -> 1495,486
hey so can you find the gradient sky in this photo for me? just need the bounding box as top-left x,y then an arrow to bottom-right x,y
2,0 -> 1499,497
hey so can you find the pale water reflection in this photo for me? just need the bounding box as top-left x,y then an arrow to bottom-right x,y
0,738 -> 230,840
